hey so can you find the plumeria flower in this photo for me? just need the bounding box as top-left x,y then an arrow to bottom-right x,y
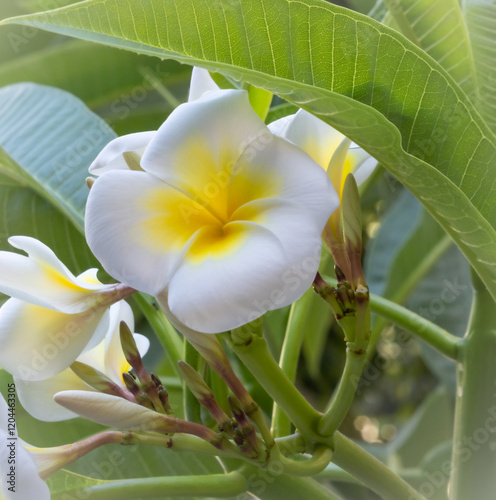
14,301 -> 149,422
85,89 -> 338,333
0,236 -> 135,381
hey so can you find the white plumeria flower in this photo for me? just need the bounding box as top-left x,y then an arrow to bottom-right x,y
85,89 -> 338,333
14,301 -> 149,422
268,109 -> 377,199
0,236 -> 135,381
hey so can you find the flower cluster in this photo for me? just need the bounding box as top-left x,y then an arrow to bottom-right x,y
0,67 -> 375,499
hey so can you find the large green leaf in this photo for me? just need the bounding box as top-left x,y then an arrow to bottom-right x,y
383,0 -> 477,96
463,1 -> 496,133
365,190 -> 472,388
3,0 -> 496,303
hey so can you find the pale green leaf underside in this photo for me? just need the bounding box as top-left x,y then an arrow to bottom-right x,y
0,83 -> 116,231
3,0 -> 496,299
383,0 -> 477,97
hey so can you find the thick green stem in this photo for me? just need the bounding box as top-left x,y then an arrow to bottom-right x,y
318,349 -> 368,436
260,474 -> 346,500
272,290 -> 314,437
450,277 -> 496,500
322,276 -> 459,359
227,335 -> 322,441
332,433 -> 426,500
369,292 -> 460,359
65,471 -> 247,499
133,293 -> 184,377
228,337 -> 424,498
182,340 -> 202,423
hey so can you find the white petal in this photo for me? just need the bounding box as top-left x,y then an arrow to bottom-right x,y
54,391 -> 162,430
353,155 -> 378,186
0,298 -> 108,381
272,109 -> 345,170
188,67 -> 220,101
267,113 -> 295,137
85,170 -> 214,294
15,371 -> 91,422
0,430 -> 50,500
168,216 -> 315,333
89,131 -> 155,175
103,301 -> 149,385
229,134 -> 339,226
0,236 -> 109,314
141,90 -> 268,222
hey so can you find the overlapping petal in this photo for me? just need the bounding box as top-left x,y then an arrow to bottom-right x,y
141,90 -> 268,221
269,109 -> 345,169
229,133 -> 337,223
168,199 -> 324,332
85,170 -> 219,294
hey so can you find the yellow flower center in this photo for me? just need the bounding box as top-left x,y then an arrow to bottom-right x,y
139,144 -> 281,264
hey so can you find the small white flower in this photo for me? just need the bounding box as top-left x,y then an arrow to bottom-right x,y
14,301 -> 149,421
85,89 -> 338,333
0,237 -> 134,380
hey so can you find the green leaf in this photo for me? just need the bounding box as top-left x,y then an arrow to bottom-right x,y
383,0 -> 477,96
366,189 -> 451,303
0,40 -> 191,111
404,243 -> 472,391
4,0 -> 496,303
365,190 -> 472,388
0,82 -> 116,231
463,1 -> 496,134
0,174 -> 96,275
47,470 -> 106,497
